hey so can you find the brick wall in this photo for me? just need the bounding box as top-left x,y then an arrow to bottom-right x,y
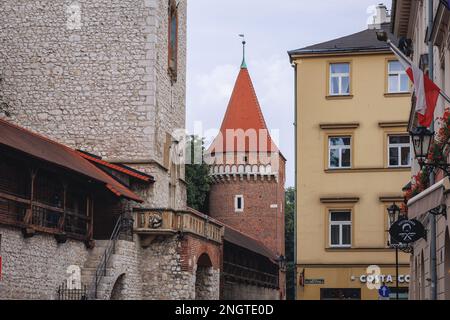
208,168 -> 285,257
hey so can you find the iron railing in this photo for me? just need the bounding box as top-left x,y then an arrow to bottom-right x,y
87,214 -> 132,299
57,281 -> 87,300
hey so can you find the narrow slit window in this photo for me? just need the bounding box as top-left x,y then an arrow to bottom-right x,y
235,195 -> 244,213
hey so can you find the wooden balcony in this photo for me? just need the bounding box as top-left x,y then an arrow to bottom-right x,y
0,191 -> 92,242
134,208 -> 224,247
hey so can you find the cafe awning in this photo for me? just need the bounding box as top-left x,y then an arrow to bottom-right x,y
407,177 -> 450,219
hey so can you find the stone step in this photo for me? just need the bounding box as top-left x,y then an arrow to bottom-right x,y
82,267 -> 114,278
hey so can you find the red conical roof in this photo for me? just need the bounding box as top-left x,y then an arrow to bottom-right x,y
210,67 -> 278,154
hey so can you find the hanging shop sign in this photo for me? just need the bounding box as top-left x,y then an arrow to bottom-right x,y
389,219 -> 426,244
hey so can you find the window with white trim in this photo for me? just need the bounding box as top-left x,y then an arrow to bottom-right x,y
235,195 -> 244,213
329,136 -> 351,169
329,211 -> 352,248
388,135 -> 411,167
388,60 -> 409,93
329,63 -> 350,96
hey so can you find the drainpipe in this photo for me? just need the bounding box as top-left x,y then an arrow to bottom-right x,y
427,0 -> 438,301
293,61 -> 298,300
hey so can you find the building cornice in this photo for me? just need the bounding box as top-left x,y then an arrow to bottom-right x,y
320,197 -> 360,204
289,50 -> 393,61
378,121 -> 409,128
320,123 -> 360,130
379,195 -> 404,203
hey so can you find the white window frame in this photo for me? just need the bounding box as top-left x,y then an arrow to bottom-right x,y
329,211 -> 352,248
235,195 -> 244,213
328,136 -> 352,169
388,60 -> 409,93
388,135 -> 412,168
329,63 -> 350,96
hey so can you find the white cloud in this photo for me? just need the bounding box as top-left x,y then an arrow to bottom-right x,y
194,64 -> 236,107
187,0 -> 393,187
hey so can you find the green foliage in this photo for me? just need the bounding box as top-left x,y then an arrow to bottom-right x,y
185,135 -> 212,213
285,187 -> 296,300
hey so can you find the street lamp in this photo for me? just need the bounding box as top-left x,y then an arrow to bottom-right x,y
376,30 -> 388,42
410,126 -> 434,166
276,255 -> 287,271
387,203 -> 401,226
387,203 -> 404,300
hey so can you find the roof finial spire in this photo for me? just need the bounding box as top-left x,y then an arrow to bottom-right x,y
239,34 -> 247,69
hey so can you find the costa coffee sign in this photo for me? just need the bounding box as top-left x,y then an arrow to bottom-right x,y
355,274 -> 410,284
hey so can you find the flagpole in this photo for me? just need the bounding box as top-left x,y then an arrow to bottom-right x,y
387,39 -> 450,104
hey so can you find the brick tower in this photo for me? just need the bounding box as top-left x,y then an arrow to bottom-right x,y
206,41 -> 286,264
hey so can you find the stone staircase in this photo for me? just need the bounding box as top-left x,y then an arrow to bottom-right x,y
81,240 -> 116,300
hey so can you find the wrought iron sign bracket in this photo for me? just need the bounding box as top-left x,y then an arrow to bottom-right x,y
429,204 -> 447,219
419,158 -> 450,179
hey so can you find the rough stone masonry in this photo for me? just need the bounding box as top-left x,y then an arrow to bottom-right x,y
0,0 -> 223,300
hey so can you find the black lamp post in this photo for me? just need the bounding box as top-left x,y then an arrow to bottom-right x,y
410,126 -> 434,167
387,203 -> 402,300
276,255 -> 287,271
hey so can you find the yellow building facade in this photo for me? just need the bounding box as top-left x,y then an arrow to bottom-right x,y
289,9 -> 412,300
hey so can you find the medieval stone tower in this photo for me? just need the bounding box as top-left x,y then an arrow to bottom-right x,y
206,46 -> 286,262
0,0 -> 187,211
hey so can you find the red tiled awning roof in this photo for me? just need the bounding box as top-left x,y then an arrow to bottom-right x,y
0,118 -> 143,203
77,151 -> 155,183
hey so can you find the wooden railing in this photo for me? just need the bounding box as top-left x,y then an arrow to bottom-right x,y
134,209 -> 223,244
0,191 -> 90,240
223,261 -> 279,289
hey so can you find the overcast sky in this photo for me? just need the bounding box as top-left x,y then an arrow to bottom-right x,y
186,0 -> 393,187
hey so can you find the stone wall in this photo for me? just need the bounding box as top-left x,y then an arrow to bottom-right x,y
222,281 -> 279,300
409,214 -> 449,300
0,0 -> 186,162
0,225 -> 222,300
139,234 -> 222,300
0,226 -> 89,300
139,235 -> 195,300
0,0 -> 187,211
97,240 -> 143,300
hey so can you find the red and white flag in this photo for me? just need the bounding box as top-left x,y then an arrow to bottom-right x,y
392,46 -> 441,128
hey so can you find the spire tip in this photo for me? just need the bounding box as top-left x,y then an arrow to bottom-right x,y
239,34 -> 247,69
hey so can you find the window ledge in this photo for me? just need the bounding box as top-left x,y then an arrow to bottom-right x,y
325,167 -> 410,173
326,95 -> 354,100
384,92 -> 411,97
327,246 -> 353,250
325,247 -> 402,252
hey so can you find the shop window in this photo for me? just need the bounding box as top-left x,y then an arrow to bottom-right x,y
320,288 -> 361,300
